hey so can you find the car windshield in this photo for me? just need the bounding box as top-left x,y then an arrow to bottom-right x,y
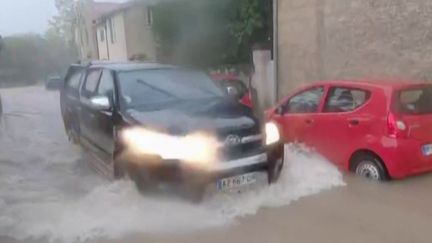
117,69 -> 224,109
396,85 -> 432,114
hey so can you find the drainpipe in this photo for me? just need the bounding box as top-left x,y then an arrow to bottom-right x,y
272,0 -> 279,103
105,21 -> 110,60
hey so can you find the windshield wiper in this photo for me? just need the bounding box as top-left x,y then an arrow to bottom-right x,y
136,79 -> 179,99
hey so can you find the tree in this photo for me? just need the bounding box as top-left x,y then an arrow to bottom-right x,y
152,0 -> 271,68
0,35 -> 3,53
0,34 -> 75,86
48,0 -> 76,45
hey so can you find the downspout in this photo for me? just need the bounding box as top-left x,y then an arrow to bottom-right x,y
272,0 -> 279,103
105,21 -> 110,60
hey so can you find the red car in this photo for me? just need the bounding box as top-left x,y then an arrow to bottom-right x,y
267,80 -> 432,180
210,73 -> 253,108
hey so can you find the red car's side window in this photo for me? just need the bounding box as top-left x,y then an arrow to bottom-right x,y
323,87 -> 371,113
281,87 -> 325,114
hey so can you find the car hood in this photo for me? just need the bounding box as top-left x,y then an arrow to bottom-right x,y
124,98 -> 258,135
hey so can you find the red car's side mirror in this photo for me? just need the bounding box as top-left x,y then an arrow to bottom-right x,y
275,106 -> 284,115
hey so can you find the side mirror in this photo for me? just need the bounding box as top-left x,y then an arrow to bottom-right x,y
226,86 -> 240,98
90,95 -> 111,111
275,106 -> 284,115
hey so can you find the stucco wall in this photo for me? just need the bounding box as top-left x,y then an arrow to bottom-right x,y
124,7 -> 157,61
277,0 -> 432,97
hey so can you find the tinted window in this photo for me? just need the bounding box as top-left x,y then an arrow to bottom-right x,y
324,87 -> 370,112
66,72 -> 82,91
65,70 -> 83,96
82,69 -> 101,98
396,86 -> 432,114
285,87 -> 324,113
117,69 -> 224,108
97,70 -> 114,96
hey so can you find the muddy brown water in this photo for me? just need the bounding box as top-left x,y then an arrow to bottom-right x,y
0,86 -> 431,243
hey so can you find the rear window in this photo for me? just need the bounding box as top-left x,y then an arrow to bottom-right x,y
396,86 -> 432,114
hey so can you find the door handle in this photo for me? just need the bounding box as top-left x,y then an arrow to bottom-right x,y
349,119 -> 360,126
305,119 -> 314,125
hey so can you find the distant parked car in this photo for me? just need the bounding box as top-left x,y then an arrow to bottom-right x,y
267,80 -> 432,181
210,72 -> 254,108
45,76 -> 63,90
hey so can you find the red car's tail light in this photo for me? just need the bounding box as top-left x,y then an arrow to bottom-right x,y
387,112 -> 407,138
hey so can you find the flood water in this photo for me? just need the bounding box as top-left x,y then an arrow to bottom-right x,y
0,86 -> 344,243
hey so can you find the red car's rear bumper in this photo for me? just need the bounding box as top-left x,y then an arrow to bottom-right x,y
379,137 -> 432,179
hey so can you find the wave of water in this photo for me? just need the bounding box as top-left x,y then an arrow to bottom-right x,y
0,87 -> 345,243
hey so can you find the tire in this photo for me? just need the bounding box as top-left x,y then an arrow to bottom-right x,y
128,162 -> 153,192
66,121 -> 80,144
352,153 -> 388,181
268,158 -> 284,183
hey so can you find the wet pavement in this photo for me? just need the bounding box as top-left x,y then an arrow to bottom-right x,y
0,86 -> 431,243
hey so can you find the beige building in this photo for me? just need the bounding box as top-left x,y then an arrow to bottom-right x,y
95,2 -> 156,61
275,0 -> 432,97
74,0 -> 120,61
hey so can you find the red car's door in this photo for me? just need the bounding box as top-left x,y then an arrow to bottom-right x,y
308,86 -> 373,166
272,86 -> 325,146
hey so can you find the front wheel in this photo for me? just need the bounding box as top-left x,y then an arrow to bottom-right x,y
268,158 -> 284,183
352,154 -> 388,181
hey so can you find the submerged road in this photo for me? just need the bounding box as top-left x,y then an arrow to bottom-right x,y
0,86 -> 431,243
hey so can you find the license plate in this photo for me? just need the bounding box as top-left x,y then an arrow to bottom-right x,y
217,172 -> 258,191
422,144 -> 432,156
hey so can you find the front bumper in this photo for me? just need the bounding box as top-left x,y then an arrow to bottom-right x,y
127,143 -> 284,185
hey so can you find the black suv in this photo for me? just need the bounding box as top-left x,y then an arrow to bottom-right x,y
60,61 -> 283,198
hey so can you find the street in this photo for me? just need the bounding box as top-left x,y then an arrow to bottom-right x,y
0,86 -> 431,243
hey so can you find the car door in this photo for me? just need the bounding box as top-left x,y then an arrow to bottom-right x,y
92,69 -> 116,157
79,68 -> 102,145
273,86 -> 325,146
61,66 -> 84,133
310,86 -> 372,166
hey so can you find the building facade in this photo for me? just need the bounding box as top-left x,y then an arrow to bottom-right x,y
74,0 -> 120,61
95,3 -> 156,61
276,0 -> 432,97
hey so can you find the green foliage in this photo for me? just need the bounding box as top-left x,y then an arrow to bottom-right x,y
48,0 -> 76,45
0,34 -> 75,86
152,0 -> 271,68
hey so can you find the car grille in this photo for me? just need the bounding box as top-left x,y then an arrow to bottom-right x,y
217,127 -> 265,161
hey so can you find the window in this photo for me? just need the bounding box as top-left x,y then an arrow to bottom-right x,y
99,29 -> 105,42
324,87 -> 370,113
97,70 -> 114,96
147,8 -> 153,25
65,70 -> 83,95
108,18 -> 116,43
396,86 -> 432,114
82,69 -> 102,98
284,87 -> 324,113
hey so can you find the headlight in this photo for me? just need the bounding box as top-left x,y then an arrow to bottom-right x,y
265,122 -> 280,145
121,127 -> 219,165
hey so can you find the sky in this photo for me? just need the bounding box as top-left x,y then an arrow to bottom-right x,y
0,0 -> 128,37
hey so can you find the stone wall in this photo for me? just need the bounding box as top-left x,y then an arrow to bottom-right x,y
277,0 -> 432,97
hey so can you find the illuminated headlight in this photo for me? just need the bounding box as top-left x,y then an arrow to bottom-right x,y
265,122 -> 280,145
121,127 -> 219,165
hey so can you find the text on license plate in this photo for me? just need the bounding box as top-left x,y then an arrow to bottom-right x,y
422,144 -> 432,156
217,172 -> 258,191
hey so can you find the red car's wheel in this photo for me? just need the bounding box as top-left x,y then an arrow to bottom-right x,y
352,153 -> 388,181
